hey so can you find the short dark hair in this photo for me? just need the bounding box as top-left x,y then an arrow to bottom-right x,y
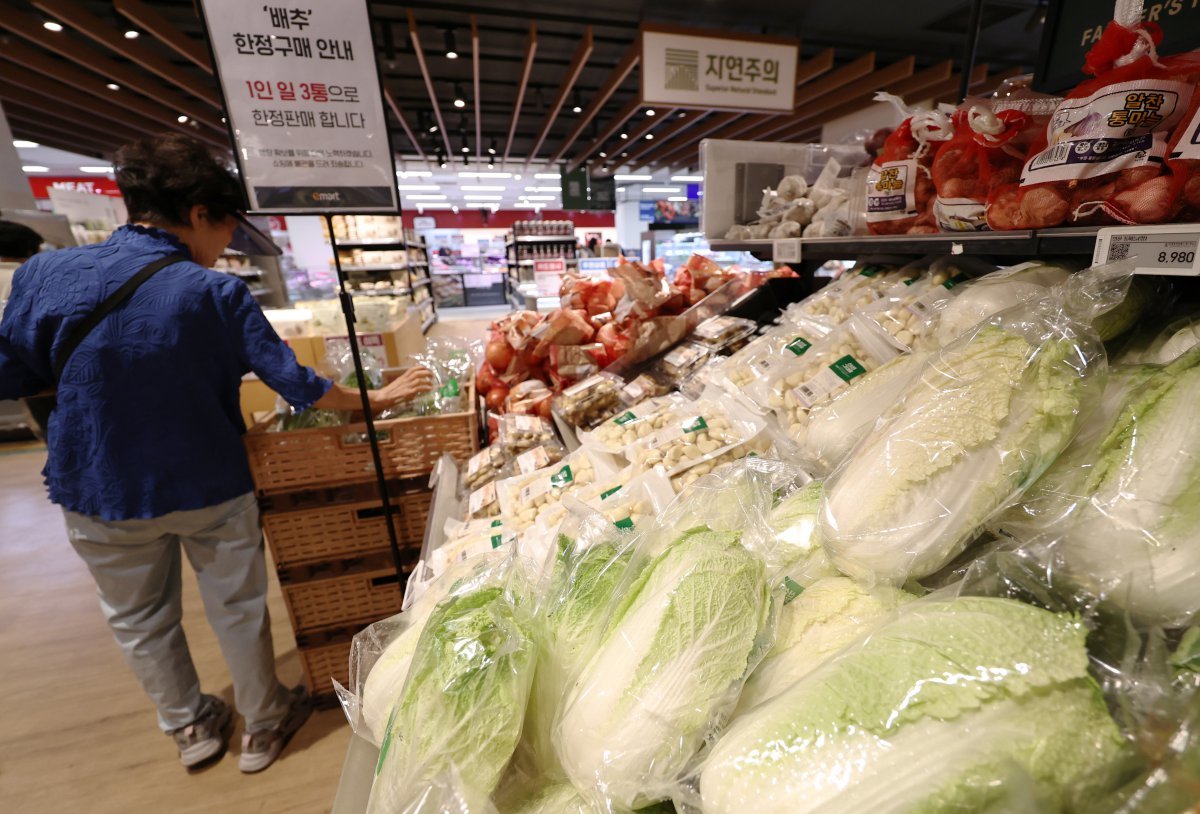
0,220 -> 43,260
114,133 -> 246,227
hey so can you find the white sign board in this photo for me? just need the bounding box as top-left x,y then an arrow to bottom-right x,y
641,27 -> 797,113
200,0 -> 397,213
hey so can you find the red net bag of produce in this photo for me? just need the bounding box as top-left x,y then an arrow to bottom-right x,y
992,11 -> 1200,229
866,93 -> 954,235
933,101 -> 1051,231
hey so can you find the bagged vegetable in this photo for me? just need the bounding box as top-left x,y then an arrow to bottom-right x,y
368,559 -> 536,813
579,394 -> 690,456
865,93 -> 954,235
765,479 -> 837,584
696,596 -> 1126,814
1002,346 -> 1200,627
779,263 -> 905,329
718,318 -> 833,393
932,260 -> 1074,346
993,14 -> 1200,228
555,526 -> 772,810
819,268 -> 1116,584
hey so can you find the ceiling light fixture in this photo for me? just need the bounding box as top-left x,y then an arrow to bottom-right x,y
404,194 -> 448,200
461,145 -> 470,153
438,154 -> 448,169
671,174 -> 704,182
521,195 -> 555,201
397,170 -> 433,178
461,185 -> 506,191
459,171 -> 513,179
22,165 -> 49,173
571,89 -> 583,114
619,132 -> 628,139
487,160 -> 495,169
613,174 -> 652,181
43,21 -> 63,32
598,151 -> 607,158
645,134 -> 654,140
80,166 -> 114,173
464,194 -> 502,201
397,184 -> 442,191
533,172 -> 559,179
444,28 -> 458,59
452,205 -> 459,213
463,202 -> 499,209
645,109 -> 656,116
124,30 -> 139,39
453,83 -> 466,108
177,115 -> 189,123
524,186 -> 561,192
487,139 -> 497,155
667,196 -> 687,202
642,186 -> 682,193
12,140 -> 39,148
106,83 -> 120,91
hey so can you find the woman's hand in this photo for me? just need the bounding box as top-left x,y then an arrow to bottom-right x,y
370,366 -> 435,410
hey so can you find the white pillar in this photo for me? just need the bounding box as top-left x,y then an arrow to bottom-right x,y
0,102 -> 37,211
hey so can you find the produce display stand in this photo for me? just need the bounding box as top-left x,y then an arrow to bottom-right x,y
331,734 -> 380,814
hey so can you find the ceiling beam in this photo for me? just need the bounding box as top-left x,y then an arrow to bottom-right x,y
772,56 -> 916,138
7,115 -> 118,157
924,62 -> 992,106
551,42 -> 639,165
525,26 -> 593,168
941,66 -> 1023,103
888,59 -> 954,100
566,96 -> 639,173
383,88 -> 428,166
471,15 -> 482,160
0,8 -> 223,132
503,21 -> 537,165
407,9 -> 455,158
0,63 -> 220,146
640,112 -> 741,170
0,81 -> 167,146
31,0 -> 221,108
0,40 -> 204,140
620,110 -> 711,167
113,0 -> 211,72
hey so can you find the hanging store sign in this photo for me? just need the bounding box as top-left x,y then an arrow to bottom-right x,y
199,0 -> 398,213
639,24 -> 798,113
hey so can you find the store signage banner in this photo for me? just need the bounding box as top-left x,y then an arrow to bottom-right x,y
27,177 -> 122,199
199,0 -> 397,213
640,25 -> 798,113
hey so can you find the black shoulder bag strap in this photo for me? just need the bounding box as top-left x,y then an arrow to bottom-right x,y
52,253 -> 186,383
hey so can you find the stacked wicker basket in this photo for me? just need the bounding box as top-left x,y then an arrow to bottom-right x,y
243,383 -> 479,703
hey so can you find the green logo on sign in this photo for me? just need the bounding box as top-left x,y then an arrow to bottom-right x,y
550,465 -> 573,488
614,411 -> 637,425
830,355 -> 867,383
682,416 -> 708,434
786,336 -> 812,356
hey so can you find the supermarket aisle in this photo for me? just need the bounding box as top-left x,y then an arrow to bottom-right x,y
427,303 -> 509,344
0,445 -> 350,814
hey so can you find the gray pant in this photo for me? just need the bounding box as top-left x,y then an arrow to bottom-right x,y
64,492 -> 289,733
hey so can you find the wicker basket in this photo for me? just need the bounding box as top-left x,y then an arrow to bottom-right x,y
281,558 -> 405,633
263,483 -> 432,569
244,383 -> 478,496
298,637 -> 352,698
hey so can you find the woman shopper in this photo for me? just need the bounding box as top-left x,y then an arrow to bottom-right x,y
0,134 -> 433,772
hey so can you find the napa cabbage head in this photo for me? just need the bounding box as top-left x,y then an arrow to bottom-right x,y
556,527 -> 772,810
700,596 -> 1127,814
765,481 -> 837,583
820,322 -> 1092,584
933,262 -> 1071,347
735,577 -> 914,713
368,584 -> 535,814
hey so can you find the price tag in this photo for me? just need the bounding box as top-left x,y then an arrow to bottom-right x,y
773,238 -> 802,264
1095,226 -> 1200,277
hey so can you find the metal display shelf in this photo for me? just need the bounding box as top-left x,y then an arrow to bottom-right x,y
412,277 -> 432,289
708,227 -> 1112,261
506,234 -> 577,247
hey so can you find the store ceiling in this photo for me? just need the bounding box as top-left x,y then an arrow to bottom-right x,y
1,0 -> 1048,179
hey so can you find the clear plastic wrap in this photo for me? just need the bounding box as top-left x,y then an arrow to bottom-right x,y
932,260 -> 1075,347
619,371 -> 672,404
677,355 -> 729,401
1137,313 -> 1200,365
747,318 -> 904,447
1000,346 -> 1200,628
505,439 -> 568,478
368,557 -> 536,814
464,446 -> 507,492
495,448 -> 619,533
654,341 -> 711,384
579,394 -> 689,456
856,260 -> 975,351
551,373 -> 626,430
778,264 -> 905,329
692,595 -> 1127,814
625,399 -> 762,477
718,318 -> 834,394
497,414 -> 558,456
690,315 -> 758,353
817,266 -> 1123,585
466,481 -> 502,521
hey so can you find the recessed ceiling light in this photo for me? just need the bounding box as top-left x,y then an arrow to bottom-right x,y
460,146 -> 470,153
464,194 -> 502,201
453,83 -> 466,108
453,99 -> 466,109
397,184 -> 441,190
599,151 -> 607,158
613,174 -> 652,181
429,125 -> 439,133
521,195 -> 556,201
124,30 -> 139,39
458,171 -> 512,179
487,139 -> 497,155
22,165 -> 49,173
533,172 -> 559,179
619,133 -> 628,139
667,196 -> 687,202
405,194 -> 448,200
106,83 -> 120,91
671,175 -> 704,182
43,21 -> 63,32
80,166 -> 114,173
12,140 -> 39,148
524,186 -> 561,192
645,134 -> 654,140
461,185 -> 506,191
645,109 -> 656,116
642,186 -> 682,193
177,115 -> 189,123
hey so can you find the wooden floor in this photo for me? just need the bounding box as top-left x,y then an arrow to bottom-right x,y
0,444 -> 353,814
